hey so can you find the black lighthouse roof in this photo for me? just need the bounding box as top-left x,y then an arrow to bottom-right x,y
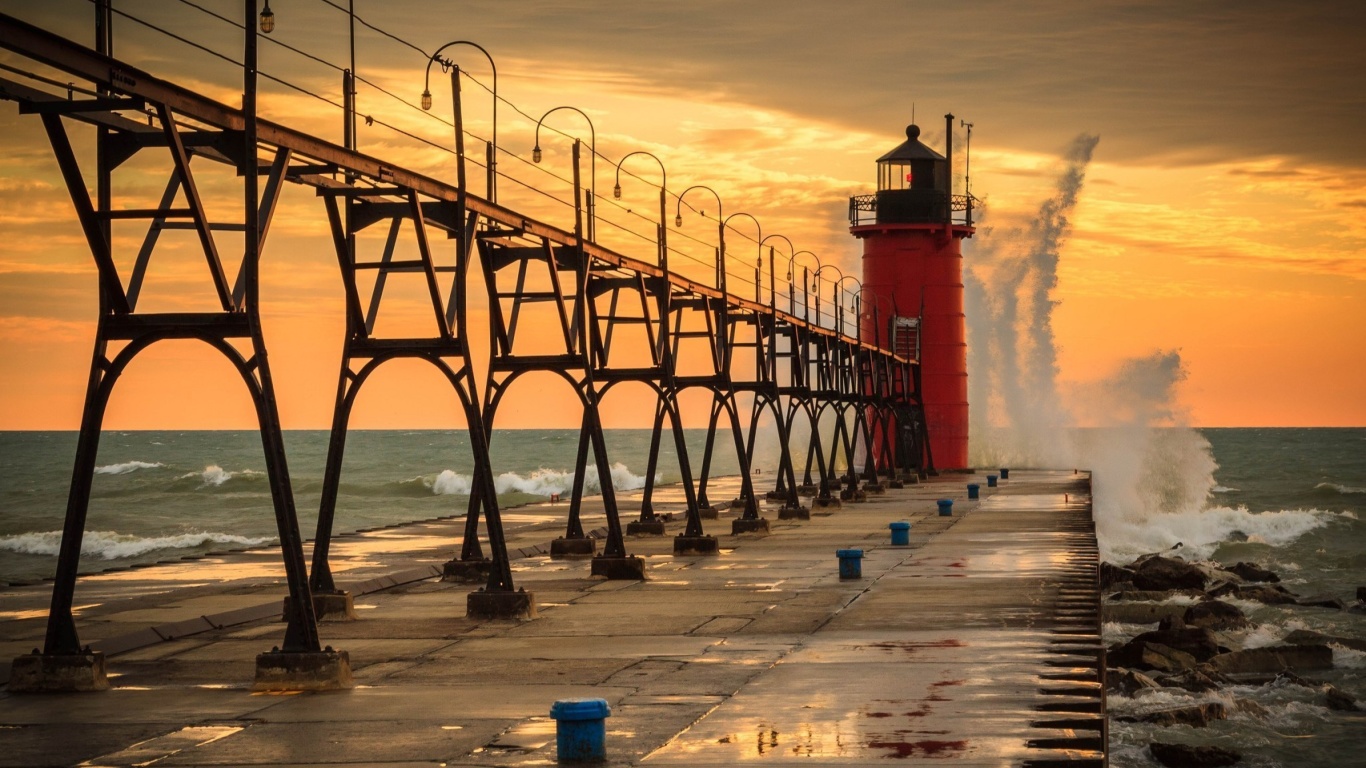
876,124 -> 945,163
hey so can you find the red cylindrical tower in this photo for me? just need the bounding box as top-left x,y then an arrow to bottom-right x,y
852,116 -> 974,469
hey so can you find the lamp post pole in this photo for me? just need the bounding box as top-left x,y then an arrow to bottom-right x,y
535,106 -> 596,241
613,151 -> 668,273
422,41 -> 497,202
812,264 -> 844,331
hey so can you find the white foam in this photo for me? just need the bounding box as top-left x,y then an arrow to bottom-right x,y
1212,485 -> 1239,493
1331,644 -> 1366,668
1316,482 -> 1365,495
0,530 -> 275,560
94,460 -> 164,475
179,465 -> 261,488
426,464 -> 659,497
1102,503 -> 1331,563
1240,618 -> 1311,649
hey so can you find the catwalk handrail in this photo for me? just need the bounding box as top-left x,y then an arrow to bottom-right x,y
0,12 -> 909,364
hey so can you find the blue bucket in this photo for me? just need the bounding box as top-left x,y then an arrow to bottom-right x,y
999,468 -> 1010,480
550,698 -> 611,762
986,474 -> 998,488
937,499 -> 953,516
889,521 -> 911,546
837,548 -> 863,579
966,483 -> 980,500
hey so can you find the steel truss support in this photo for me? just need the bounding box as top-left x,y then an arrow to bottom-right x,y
26,102 -> 321,664
306,180 -> 518,603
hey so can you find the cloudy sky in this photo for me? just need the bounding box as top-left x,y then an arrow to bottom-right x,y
0,0 -> 1362,429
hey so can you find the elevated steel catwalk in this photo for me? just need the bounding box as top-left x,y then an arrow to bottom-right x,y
0,11 -> 932,690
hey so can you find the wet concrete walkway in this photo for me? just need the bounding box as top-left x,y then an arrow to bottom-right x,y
0,470 -> 1102,767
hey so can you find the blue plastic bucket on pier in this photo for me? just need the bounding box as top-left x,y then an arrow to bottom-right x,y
837,549 -> 864,579
550,698 -> 611,762
889,521 -> 911,546
986,474 -> 998,488
937,499 -> 953,516
966,483 -> 980,500
999,468 -> 1010,480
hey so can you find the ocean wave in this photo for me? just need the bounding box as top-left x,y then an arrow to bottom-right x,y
424,464 -> 658,498
1331,644 -> 1366,668
1315,482 -> 1366,495
0,529 -> 276,560
1211,484 -> 1239,493
176,465 -> 265,489
1102,504 -> 1333,563
94,460 -> 165,475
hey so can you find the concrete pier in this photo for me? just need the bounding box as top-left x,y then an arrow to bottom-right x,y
0,471 -> 1102,766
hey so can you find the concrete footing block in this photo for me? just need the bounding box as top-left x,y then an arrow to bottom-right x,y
673,535 -> 720,555
283,591 -> 358,622
728,497 -> 748,510
794,483 -> 819,496
626,520 -> 666,536
840,487 -> 867,503
442,557 -> 493,584
591,555 -> 647,579
731,518 -> 771,535
812,496 -> 842,510
550,537 -> 598,558
863,482 -> 887,495
252,648 -> 353,691
764,490 -> 789,501
887,479 -> 905,489
777,505 -> 811,520
698,505 -> 722,519
467,588 -> 537,620
8,651 -> 109,693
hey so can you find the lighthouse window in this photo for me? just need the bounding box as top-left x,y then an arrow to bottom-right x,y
905,171 -> 913,183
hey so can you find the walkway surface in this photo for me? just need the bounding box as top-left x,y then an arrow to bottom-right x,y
0,470 -> 1103,767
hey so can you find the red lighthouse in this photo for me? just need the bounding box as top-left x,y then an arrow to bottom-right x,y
851,115 -> 974,470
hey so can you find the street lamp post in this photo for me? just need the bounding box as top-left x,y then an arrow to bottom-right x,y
835,275 -> 862,338
812,264 -> 844,330
613,151 -> 668,272
422,41 -> 497,202
786,250 -> 820,320
759,234 -> 796,312
675,185 -> 725,294
535,106 -> 596,241
722,211 -> 762,303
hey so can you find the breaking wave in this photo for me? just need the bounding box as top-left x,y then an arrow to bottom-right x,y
94,460 -> 164,475
176,465 -> 264,489
424,463 -> 657,497
1315,482 -> 1366,495
1102,504 -> 1334,563
0,529 -> 275,560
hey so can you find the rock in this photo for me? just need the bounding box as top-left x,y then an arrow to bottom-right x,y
1207,644 -> 1334,675
1104,602 -> 1188,625
1326,685 -> 1360,711
1111,589 -> 1203,601
1133,556 -> 1207,592
1102,562 -> 1136,590
1109,641 -> 1200,673
1295,594 -> 1347,610
1358,586 -> 1366,602
1283,629 -> 1366,652
1228,561 -> 1280,583
1232,698 -> 1270,718
1127,627 -> 1222,662
1158,614 -> 1187,631
1149,741 -> 1241,767
1161,667 -> 1228,693
1120,702 -> 1227,728
1108,667 -> 1162,695
1183,600 -> 1249,631
1207,583 -> 1299,605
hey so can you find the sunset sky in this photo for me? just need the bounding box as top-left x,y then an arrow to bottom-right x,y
0,0 -> 1362,430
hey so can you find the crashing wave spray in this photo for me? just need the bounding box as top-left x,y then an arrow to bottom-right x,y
963,134 -> 1240,561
